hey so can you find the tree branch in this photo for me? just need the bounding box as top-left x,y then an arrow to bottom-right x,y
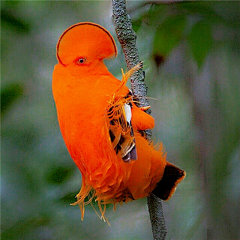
112,0 -> 152,140
112,1 -> 167,239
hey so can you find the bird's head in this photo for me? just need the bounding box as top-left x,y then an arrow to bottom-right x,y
56,22 -> 117,73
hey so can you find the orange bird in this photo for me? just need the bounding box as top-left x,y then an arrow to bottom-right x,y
52,22 -> 185,221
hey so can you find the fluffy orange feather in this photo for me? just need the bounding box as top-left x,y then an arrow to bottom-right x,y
52,22 -> 185,221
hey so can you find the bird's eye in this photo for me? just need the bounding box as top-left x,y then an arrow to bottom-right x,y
77,57 -> 86,65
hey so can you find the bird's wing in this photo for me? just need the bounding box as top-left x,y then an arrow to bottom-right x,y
106,63 -> 143,162
106,91 -> 137,163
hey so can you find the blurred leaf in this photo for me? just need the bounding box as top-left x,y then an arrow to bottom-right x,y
132,18 -> 142,33
60,191 -> 77,203
177,2 -> 222,21
147,4 -> 168,25
1,83 -> 24,116
188,20 -> 213,68
178,2 -> 240,28
153,14 -> 186,57
209,77 -> 240,218
1,8 -> 30,34
1,215 -> 51,240
132,4 -> 167,31
46,165 -> 75,184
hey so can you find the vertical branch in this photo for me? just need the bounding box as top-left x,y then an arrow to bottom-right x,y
111,0 -> 151,124
112,0 -> 167,239
148,194 -> 167,240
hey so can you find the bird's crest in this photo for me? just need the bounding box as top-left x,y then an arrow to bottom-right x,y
56,22 -> 117,65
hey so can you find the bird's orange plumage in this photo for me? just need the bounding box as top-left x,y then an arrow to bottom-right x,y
52,22 -> 185,221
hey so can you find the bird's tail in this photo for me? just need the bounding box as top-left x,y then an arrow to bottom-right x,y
152,163 -> 186,200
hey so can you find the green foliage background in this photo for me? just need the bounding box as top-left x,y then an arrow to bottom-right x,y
1,1 -> 240,239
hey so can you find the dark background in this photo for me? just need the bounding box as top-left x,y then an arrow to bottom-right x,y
1,1 -> 240,239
